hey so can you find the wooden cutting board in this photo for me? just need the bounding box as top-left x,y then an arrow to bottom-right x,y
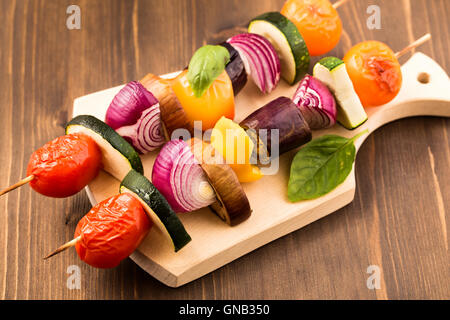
72,52 -> 450,287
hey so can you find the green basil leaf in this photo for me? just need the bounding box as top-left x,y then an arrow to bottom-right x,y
187,45 -> 230,98
288,131 -> 366,201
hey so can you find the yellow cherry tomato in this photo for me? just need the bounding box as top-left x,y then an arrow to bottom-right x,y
171,70 -> 235,131
211,117 -> 263,183
344,41 -> 402,107
281,0 -> 342,56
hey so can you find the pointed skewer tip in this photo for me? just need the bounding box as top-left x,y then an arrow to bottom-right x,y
395,33 -> 432,59
333,0 -> 350,9
43,236 -> 81,260
0,175 -> 34,197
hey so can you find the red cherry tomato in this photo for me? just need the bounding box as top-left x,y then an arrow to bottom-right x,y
26,133 -> 102,198
74,193 -> 152,269
344,41 -> 402,107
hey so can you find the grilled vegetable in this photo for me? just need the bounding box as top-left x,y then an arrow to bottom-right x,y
121,169 -> 192,252
248,12 -> 309,84
22,134 -> 102,198
105,81 -> 165,153
140,73 -> 193,139
228,33 -> 281,93
45,193 -> 152,268
66,115 -> 143,180
220,42 -> 248,95
239,97 -> 312,160
171,69 -> 235,131
152,140 -> 216,213
281,0 -> 342,56
343,41 -> 402,107
292,74 -> 337,129
188,138 -> 252,226
313,57 -> 368,129
211,116 -> 263,183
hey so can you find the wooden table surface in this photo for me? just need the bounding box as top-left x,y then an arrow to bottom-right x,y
0,0 -> 448,300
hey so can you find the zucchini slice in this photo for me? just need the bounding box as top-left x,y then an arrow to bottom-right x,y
313,57 -> 368,129
66,115 -> 143,181
249,12 -> 310,84
120,170 -> 192,252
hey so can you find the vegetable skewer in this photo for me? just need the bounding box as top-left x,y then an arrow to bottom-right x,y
1,115 -> 144,199
45,193 -> 152,268
208,95 -> 313,183
1,133 -> 102,198
45,172 -> 192,267
152,138 -> 252,225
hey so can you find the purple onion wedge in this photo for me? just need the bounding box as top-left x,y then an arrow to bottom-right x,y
292,75 -> 337,129
105,81 -> 165,153
239,97 -> 311,162
228,33 -> 281,94
152,140 -> 216,213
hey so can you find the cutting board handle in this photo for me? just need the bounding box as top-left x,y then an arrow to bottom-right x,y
353,52 -> 450,150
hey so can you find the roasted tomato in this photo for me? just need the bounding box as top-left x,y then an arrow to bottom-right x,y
344,41 -> 402,107
74,193 -> 152,269
171,69 -> 235,131
26,133 -> 102,198
281,0 -> 342,56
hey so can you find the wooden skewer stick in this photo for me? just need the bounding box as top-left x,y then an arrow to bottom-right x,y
44,236 -> 81,260
395,33 -> 431,59
0,175 -> 35,197
333,0 -> 351,9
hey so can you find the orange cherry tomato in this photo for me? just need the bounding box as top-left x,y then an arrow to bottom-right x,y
281,0 -> 342,56
75,193 -> 152,269
171,69 -> 235,131
26,133 -> 102,198
344,41 -> 402,107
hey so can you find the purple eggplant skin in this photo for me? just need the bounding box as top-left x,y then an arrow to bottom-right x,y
220,42 -> 247,95
239,97 -> 312,160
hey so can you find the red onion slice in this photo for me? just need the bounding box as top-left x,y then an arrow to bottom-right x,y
105,81 -> 165,153
292,75 -> 337,129
229,41 -> 266,92
231,33 -> 280,89
230,38 -> 274,92
228,33 -> 281,94
152,140 -> 216,213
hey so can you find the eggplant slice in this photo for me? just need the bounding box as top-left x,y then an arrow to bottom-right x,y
140,73 -> 194,140
220,42 -> 248,95
188,138 -> 252,226
239,96 -> 312,162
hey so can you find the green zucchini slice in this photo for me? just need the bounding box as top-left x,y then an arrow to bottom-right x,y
120,170 -> 192,252
313,57 -> 368,129
249,12 -> 310,84
66,115 -> 143,181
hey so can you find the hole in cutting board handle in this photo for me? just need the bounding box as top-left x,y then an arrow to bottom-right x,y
417,72 -> 430,84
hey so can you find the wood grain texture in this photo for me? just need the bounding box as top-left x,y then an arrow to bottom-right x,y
0,0 -> 448,299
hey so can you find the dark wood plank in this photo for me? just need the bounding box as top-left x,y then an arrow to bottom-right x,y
0,0 -> 448,299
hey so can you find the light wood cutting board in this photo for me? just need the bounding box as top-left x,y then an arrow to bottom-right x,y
72,53 -> 450,287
